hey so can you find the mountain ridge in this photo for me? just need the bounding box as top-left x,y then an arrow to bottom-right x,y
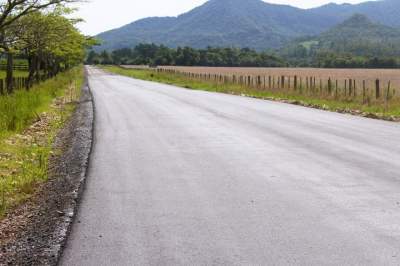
95,0 -> 400,51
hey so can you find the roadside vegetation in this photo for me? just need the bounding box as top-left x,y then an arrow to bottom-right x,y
103,66 -> 400,119
0,67 -> 83,217
0,1 -> 93,217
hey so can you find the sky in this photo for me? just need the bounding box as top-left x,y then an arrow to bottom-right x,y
73,0 -> 372,36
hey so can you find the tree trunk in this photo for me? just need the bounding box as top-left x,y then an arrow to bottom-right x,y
6,51 -> 13,94
27,55 -> 36,89
35,56 -> 41,83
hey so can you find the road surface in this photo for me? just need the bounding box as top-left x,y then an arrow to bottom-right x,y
61,67 -> 400,265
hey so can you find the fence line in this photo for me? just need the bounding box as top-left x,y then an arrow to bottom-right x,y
0,77 -> 30,94
0,64 -> 29,71
154,67 -> 398,108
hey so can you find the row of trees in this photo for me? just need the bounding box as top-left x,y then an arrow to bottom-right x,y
0,0 -> 94,94
87,43 -> 400,69
87,44 -> 286,67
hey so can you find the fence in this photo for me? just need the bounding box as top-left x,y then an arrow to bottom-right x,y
155,67 -> 398,109
0,77 -> 29,94
0,64 -> 29,71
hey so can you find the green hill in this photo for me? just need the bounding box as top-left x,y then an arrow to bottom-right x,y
280,14 -> 400,67
95,0 -> 400,52
316,14 -> 400,56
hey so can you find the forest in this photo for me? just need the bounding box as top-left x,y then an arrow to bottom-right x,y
0,0 -> 93,95
87,43 -> 400,69
87,44 -> 286,68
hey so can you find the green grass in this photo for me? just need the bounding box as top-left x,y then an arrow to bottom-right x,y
103,66 -> 400,118
0,67 -> 84,217
0,70 -> 28,79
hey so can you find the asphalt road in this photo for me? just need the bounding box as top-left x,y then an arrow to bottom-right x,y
61,67 -> 400,265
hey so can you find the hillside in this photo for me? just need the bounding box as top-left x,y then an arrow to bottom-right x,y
95,0 -> 335,51
308,0 -> 400,28
291,14 -> 400,55
279,14 -> 400,67
317,14 -> 400,55
95,0 -> 400,51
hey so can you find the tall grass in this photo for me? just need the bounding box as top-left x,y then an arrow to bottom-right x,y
0,67 -> 83,217
0,69 -> 79,137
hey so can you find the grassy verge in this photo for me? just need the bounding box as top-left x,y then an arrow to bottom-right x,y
0,67 -> 84,217
103,66 -> 400,119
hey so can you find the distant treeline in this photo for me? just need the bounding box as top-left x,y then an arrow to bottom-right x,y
282,45 -> 400,69
313,52 -> 399,69
87,43 -> 400,69
87,44 -> 286,67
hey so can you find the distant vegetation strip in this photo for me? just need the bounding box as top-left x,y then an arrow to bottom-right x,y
0,67 -> 84,217
88,43 -> 400,69
103,66 -> 400,121
88,44 -> 286,68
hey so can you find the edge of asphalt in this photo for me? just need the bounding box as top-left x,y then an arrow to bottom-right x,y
52,66 -> 95,265
0,66 -> 95,265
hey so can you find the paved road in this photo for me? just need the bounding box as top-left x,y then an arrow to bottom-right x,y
61,67 -> 400,265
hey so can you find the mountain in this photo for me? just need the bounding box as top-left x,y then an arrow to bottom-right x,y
318,14 -> 400,50
95,0 -> 400,51
279,14 -> 400,67
308,0 -> 400,28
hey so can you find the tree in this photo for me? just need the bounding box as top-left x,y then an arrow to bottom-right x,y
87,50 -> 100,65
0,0 -> 80,92
100,50 -> 112,64
99,44 -> 286,68
9,8 -> 92,89
0,0 -> 78,31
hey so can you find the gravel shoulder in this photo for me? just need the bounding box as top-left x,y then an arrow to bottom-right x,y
0,71 -> 94,265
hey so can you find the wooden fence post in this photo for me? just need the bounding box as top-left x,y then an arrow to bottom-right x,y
328,78 -> 332,95
349,79 -> 353,97
385,81 -> 391,111
375,79 -> 380,99
362,80 -> 366,104
335,80 -> 338,99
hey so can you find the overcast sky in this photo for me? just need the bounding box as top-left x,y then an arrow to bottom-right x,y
73,0 -> 372,36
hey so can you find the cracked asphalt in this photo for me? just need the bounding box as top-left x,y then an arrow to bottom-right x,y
60,67 -> 400,266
